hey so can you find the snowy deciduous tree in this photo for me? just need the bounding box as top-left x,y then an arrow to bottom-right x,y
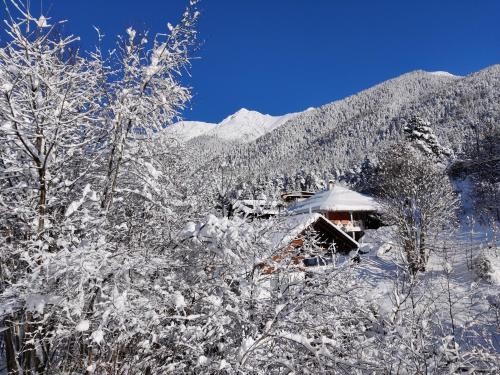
372,144 -> 458,275
0,0 -> 199,373
99,7 -> 198,212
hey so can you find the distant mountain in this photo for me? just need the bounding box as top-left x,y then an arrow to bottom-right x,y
185,65 -> 500,195
168,108 -> 311,143
211,108 -> 302,142
165,121 -> 216,141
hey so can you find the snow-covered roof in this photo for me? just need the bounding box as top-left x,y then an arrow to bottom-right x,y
271,213 -> 322,249
271,213 -> 359,250
233,199 -> 280,207
232,199 -> 281,216
281,191 -> 315,199
289,184 -> 380,214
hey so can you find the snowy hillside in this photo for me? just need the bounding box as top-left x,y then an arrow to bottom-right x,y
167,108 -> 308,143
188,65 -> 500,192
212,108 -> 304,142
165,120 -> 216,141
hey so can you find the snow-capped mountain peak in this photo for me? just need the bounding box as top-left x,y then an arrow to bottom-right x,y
219,108 -> 269,126
428,70 -> 461,78
164,120 -> 216,141
167,107 -> 304,143
215,108 -> 279,142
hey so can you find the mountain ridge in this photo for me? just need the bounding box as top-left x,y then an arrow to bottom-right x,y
174,69 -> 463,145
183,65 -> 499,195
168,107 -> 312,143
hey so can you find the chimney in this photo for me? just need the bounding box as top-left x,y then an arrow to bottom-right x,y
328,180 -> 335,191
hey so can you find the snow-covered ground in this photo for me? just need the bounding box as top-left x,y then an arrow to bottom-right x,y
355,224 -> 499,351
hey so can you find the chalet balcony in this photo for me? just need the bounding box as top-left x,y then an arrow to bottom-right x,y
330,219 -> 364,232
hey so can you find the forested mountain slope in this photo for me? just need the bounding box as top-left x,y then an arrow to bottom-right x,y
189,65 -> 499,186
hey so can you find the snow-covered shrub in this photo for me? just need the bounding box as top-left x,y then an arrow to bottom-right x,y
175,215 -> 385,374
472,252 -> 500,284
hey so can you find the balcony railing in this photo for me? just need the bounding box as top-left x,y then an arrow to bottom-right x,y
330,219 -> 364,232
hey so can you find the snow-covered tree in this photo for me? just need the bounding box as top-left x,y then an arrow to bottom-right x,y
1,2 -> 498,374
0,0 -> 199,373
403,116 -> 453,159
372,144 -> 458,275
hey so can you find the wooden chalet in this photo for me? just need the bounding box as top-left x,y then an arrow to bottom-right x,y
288,181 -> 381,241
232,199 -> 283,220
253,183 -> 382,278
263,213 -> 360,273
280,191 -> 315,205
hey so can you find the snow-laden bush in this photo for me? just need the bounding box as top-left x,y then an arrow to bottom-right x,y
472,252 -> 500,285
175,215 -> 384,374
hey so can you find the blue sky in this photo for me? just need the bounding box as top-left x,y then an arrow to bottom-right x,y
4,0 -> 499,122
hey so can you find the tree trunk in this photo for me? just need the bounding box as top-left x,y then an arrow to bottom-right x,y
35,115 -> 46,237
3,317 -> 20,375
37,167 -> 46,236
22,312 -> 42,375
418,233 -> 426,272
404,236 -> 419,276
